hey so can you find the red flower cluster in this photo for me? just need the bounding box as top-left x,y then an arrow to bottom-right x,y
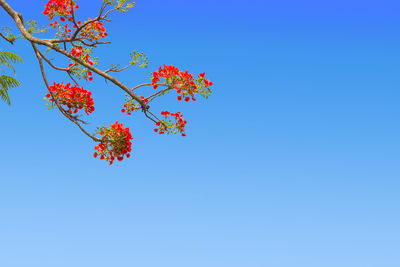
121,103 -> 136,115
69,46 -> 94,81
121,97 -> 140,115
151,65 -> 179,89
43,0 -> 78,20
151,65 -> 213,102
94,121 -> 133,165
121,96 -> 148,115
154,111 -> 187,136
46,82 -> 95,115
81,19 -> 108,42
198,72 -> 213,87
70,46 -> 94,67
71,46 -> 83,57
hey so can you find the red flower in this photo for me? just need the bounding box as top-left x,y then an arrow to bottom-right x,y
45,82 -> 95,115
150,65 -> 212,102
43,0 -> 75,20
154,111 -> 188,137
140,96 -> 149,104
204,79 -> 213,87
94,121 -> 133,165
80,18 -> 108,41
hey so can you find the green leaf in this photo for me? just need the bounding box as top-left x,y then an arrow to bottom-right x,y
0,51 -> 22,105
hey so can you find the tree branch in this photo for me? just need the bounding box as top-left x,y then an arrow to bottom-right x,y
0,0 -> 146,108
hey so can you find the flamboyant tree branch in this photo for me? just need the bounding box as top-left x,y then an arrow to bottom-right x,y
0,0 -> 146,107
0,0 -> 151,148
38,50 -> 69,71
0,0 -> 213,164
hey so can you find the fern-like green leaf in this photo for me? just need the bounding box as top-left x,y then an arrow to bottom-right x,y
0,51 -> 22,74
0,51 -> 22,105
0,75 -> 20,105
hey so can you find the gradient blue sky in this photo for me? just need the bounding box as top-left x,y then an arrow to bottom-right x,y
1,0 -> 400,266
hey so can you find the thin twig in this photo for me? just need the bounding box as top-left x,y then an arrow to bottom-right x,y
131,83 -> 167,91
0,32 -> 14,44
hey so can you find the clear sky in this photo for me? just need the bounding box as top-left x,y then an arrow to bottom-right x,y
0,0 -> 400,266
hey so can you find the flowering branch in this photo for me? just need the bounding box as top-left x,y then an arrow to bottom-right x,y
0,0 -> 213,165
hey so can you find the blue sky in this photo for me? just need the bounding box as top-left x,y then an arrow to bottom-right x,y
0,0 -> 400,266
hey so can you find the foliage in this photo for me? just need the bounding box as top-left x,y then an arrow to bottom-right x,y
0,51 -> 22,105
